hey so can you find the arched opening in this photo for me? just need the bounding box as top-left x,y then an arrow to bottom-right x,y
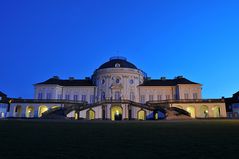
86,109 -> 95,120
38,106 -> 48,117
15,105 -> 22,117
199,105 -> 209,118
212,106 -> 221,118
111,105 -> 123,121
0,112 -> 5,118
26,106 -> 34,118
66,111 -> 78,120
155,112 -> 158,120
137,109 -> 146,120
186,106 -> 196,118
74,111 -> 79,120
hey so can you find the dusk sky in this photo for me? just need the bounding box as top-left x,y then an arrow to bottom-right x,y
0,0 -> 239,99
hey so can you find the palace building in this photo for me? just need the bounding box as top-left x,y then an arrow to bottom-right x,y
4,57 -> 226,120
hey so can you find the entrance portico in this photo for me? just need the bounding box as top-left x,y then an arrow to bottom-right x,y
110,105 -> 123,121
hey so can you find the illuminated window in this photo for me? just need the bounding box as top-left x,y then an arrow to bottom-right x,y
138,110 -> 145,120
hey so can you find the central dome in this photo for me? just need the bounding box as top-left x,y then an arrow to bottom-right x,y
98,56 -> 138,69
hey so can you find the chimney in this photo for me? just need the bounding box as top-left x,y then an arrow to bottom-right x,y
85,77 -> 91,80
176,76 -> 184,79
53,76 -> 59,79
69,77 -> 75,80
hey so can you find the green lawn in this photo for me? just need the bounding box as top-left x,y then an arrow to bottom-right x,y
0,119 -> 239,159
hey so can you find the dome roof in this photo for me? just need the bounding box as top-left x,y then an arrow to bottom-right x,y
98,57 -> 138,70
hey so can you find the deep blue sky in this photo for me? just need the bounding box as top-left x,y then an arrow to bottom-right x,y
0,0 -> 239,99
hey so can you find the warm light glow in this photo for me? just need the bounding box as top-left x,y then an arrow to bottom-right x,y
38,106 -> 48,117
186,107 -> 196,118
111,106 -> 123,121
212,106 -> 220,117
155,113 -> 158,120
51,106 -> 61,109
138,110 -> 145,120
75,112 -> 78,120
26,106 -> 34,118
87,109 -> 95,120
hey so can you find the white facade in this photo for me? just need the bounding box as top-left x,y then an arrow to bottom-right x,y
7,57 -> 227,120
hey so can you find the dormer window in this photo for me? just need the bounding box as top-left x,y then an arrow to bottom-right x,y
115,63 -> 120,68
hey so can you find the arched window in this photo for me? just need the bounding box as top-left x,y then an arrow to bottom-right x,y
137,110 -> 146,120
26,106 -> 34,118
38,106 -> 48,117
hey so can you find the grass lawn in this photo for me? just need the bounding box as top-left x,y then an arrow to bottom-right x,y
0,119 -> 239,159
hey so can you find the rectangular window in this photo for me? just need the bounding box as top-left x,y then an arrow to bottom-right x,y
101,92 -> 106,101
57,94 -> 62,99
115,91 -> 120,100
65,94 -> 70,100
90,95 -> 94,104
193,93 -> 198,99
166,95 -> 170,100
46,93 -> 51,99
38,93 -> 43,99
82,95 -> 86,101
149,95 -> 154,101
73,95 -> 78,101
140,95 -> 145,103
130,92 -> 135,101
184,93 -> 189,100
157,95 -> 162,101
